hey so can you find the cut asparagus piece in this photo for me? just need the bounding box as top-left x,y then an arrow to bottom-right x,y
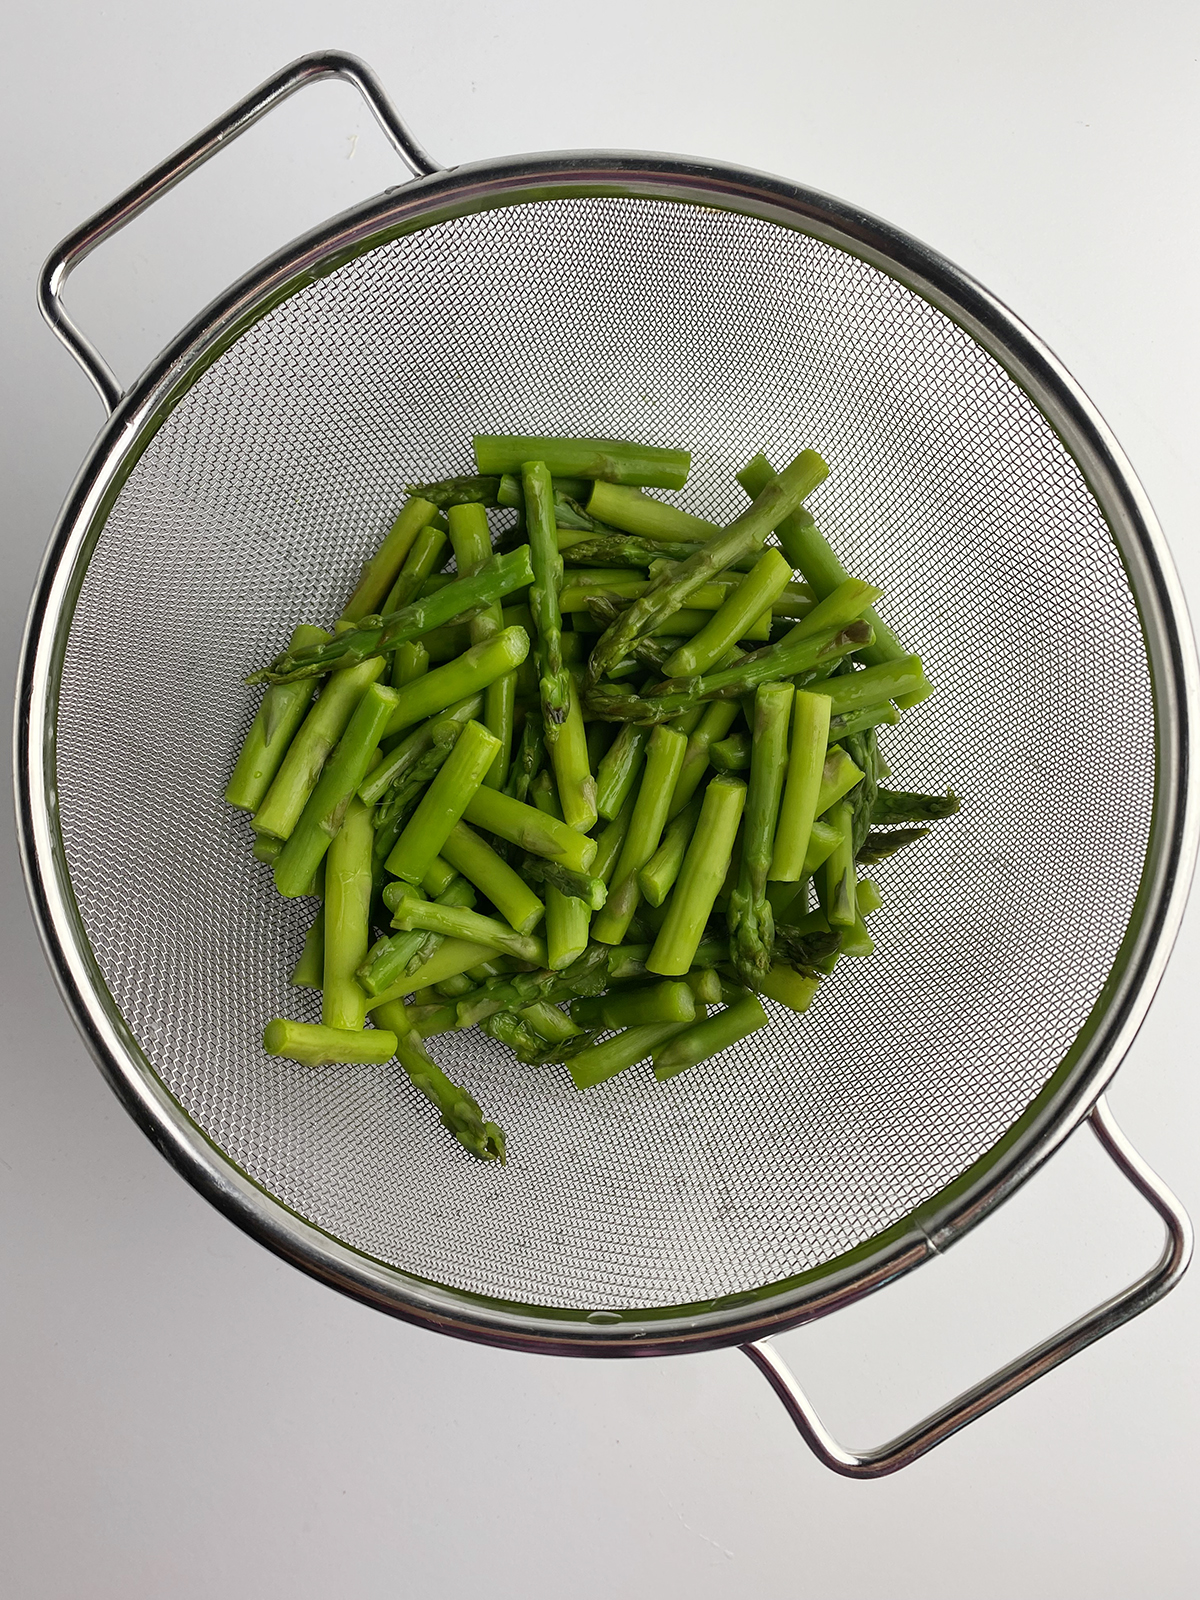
225,624 -> 329,811
652,991 -> 769,1080
322,793 -> 374,1030
585,481 -> 718,541
380,524 -> 448,616
405,475 -> 503,508
549,671 -> 597,831
263,1018 -> 398,1067
462,786 -> 598,874
662,547 -> 793,678
709,731 -> 751,772
448,503 -> 515,792
389,893 -> 547,966
871,788 -> 961,824
383,626 -> 529,738
341,498 -> 439,623
770,689 -> 833,881
589,789 -> 637,885
440,820 -> 546,934
530,773 -> 591,970
570,980 -> 695,1031
856,825 -> 932,865
591,724 -> 688,946
384,720 -> 502,886
291,908 -> 325,989
821,799 -> 857,929
638,794 -> 703,907
475,434 -> 691,489
648,776 -> 747,975
375,1013 -> 506,1161
752,965 -> 820,1014
274,681 -> 400,898
668,696 -> 742,817
595,724 -> 649,821
729,682 -> 793,981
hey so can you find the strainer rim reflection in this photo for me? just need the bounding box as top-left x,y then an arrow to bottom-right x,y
15,150 -> 1198,1355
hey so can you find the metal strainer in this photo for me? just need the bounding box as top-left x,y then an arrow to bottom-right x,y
17,52 -> 1197,1477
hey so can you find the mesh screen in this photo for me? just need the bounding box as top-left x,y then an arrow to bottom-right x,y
53,197 -> 1154,1311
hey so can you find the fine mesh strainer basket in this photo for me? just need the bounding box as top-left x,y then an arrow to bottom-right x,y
17,52 -> 1198,1477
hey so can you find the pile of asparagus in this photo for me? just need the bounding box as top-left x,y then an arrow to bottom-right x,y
227,433 -> 958,1163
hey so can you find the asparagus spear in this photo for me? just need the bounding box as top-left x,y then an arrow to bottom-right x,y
567,1020 -> 696,1090
373,1012 -> 506,1162
504,711 -> 545,805
668,697 -> 742,817
440,819 -> 545,934
803,816 -> 844,876
595,724 -> 649,820
871,788 -> 961,824
710,731 -> 751,772
406,1003 -> 459,1036
225,624 -> 329,811
661,548 -> 793,678
382,626 -> 529,738
405,475 -> 503,508
821,798 -> 857,929
390,893 -> 547,966
494,474 -> 594,510
770,690 -> 832,882
263,1018 -> 398,1067
550,671 -> 597,832
585,480 -> 718,541
321,793 -> 374,1030
856,825 -> 932,865
738,452 -> 932,707
253,655 -> 386,839
462,786 -> 598,874
638,794 -> 702,907
752,964 -> 820,1014
364,939 -> 499,1007
530,773 -> 591,970
587,450 -> 828,679
391,639 -> 430,689
520,460 -> 570,732
379,523 -> 448,616
384,720 -> 502,885
564,533 -> 759,572
520,1001 -> 583,1044
815,745 -> 865,815
606,938 -> 726,984
652,990 -> 769,1080
359,696 -> 484,809
729,682 -> 793,981
518,854 -> 608,910
591,724 -> 687,946
341,498 -> 439,623
455,944 -> 611,1029
250,547 -> 534,684
648,776 -> 747,975
291,908 -> 325,989
589,789 -> 637,885
570,980 -> 695,1030
274,682 -> 399,898
827,701 -> 900,739
475,434 -> 691,489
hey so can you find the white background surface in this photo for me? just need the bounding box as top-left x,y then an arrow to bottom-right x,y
2,3 -> 1198,1595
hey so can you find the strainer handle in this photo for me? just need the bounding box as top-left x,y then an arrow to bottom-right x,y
741,1095 -> 1192,1478
37,50 -> 441,414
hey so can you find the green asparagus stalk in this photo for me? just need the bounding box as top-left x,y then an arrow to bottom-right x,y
358,695 -> 483,807
522,460 -> 574,741
770,690 -> 833,881
379,523 -> 448,616
494,474 -> 595,512
821,799 -> 857,929
401,877 -> 480,976
341,498 -> 438,623
518,854 -> 608,910
856,825 -> 932,864
384,720 -> 501,885
564,533 -> 759,572
549,671 -> 597,831
405,475 -> 503,508
827,701 -> 900,739
570,980 -> 695,1031
252,834 -> 282,864
595,724 -> 649,820
738,451 -> 932,707
777,576 -> 884,644
519,1001 -> 583,1044
389,892 -> 547,966
364,938 -> 499,1007
638,794 -> 702,907
585,481 -> 718,541
648,775 -> 747,975
462,785 -> 598,873
475,434 -> 691,489
567,1020 -> 696,1090
504,711 -> 545,806
530,773 -> 591,970
382,626 -> 529,738
448,501 -> 514,790
709,732 -> 751,772
589,790 -> 637,885
250,547 -> 534,684
291,908 -> 325,989
803,816 -> 844,876
661,548 -> 793,678
605,937 -> 726,985
591,724 -> 688,946
274,681 -> 400,898
587,450 -> 827,679
263,1017 -> 398,1067
440,819 -> 545,934
252,655 -> 386,839
871,788 -> 961,824
406,1003 -> 459,1036
322,793 -> 374,1029
391,639 -> 430,689
455,944 -> 611,1029
668,698 -> 742,817
651,990 -> 768,1080
752,965 -> 821,1013
225,624 -> 329,811
377,1016 -> 506,1162
728,682 -> 793,981
815,746 -> 865,816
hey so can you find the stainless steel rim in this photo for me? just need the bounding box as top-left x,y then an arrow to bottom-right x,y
16,147 -> 1198,1356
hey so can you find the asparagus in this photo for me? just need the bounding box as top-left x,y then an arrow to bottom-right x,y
320,794 -> 374,1029
406,1003 -> 459,1036
250,547 -> 534,684
638,794 -> 702,907
710,732 -> 751,772
504,711 -> 545,805
384,720 -> 502,885
341,498 -> 439,623
770,690 -> 833,882
390,892 -> 547,966
567,1020 -> 696,1090
738,452 -> 932,707
252,834 -> 282,864
648,776 -> 747,975
382,626 -> 529,738
440,819 -> 546,933
549,671 -> 597,832
252,655 -> 386,839
379,523 -> 448,616
455,944 -> 611,1029
827,701 -> 899,739
563,533 -> 759,572
606,938 -> 726,984
815,746 -> 865,816
494,474 -> 594,511
225,624 -> 329,811
777,576 -> 884,644
586,450 -> 827,679
373,1012 -> 505,1162
391,639 -> 430,690
521,460 -> 571,733
520,1001 -> 583,1044
821,799 -> 857,929
482,1009 -> 555,1063
364,939 -> 499,1007
475,434 -> 691,489
570,980 -> 695,1031
652,990 -> 769,1080
530,773 -> 591,970
752,964 -> 821,1013
589,789 -> 637,886
591,724 -> 688,946
729,683 -> 793,981
462,786 -> 598,874
399,878 -> 479,976
263,1018 -> 399,1067
668,697 -> 741,817
871,788 -> 961,824
661,548 -> 793,678
595,724 -> 649,820
803,816 -> 844,876
585,480 -> 719,541
518,853 -> 608,911
857,825 -> 932,865
274,681 -> 400,898
405,475 -> 503,508
291,908 -> 325,989
585,620 -> 872,724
